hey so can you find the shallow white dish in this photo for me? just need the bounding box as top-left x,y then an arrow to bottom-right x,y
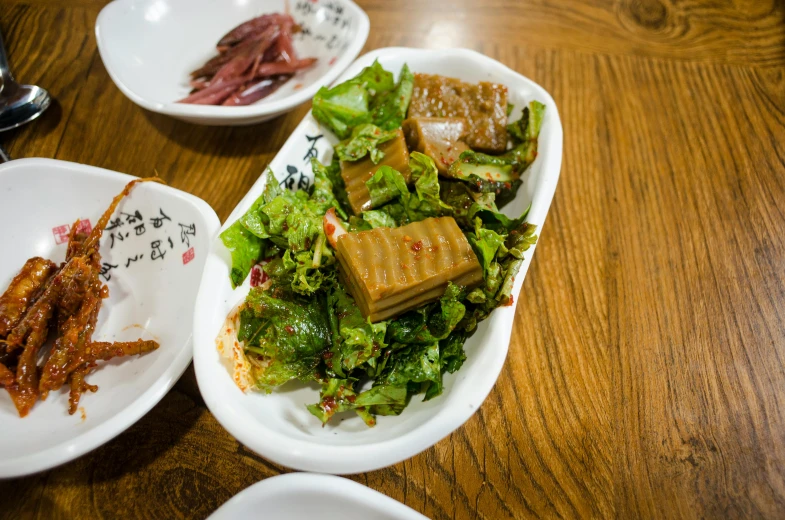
96,0 -> 369,125
193,47 -> 563,474
208,473 -> 427,520
0,158 -> 219,478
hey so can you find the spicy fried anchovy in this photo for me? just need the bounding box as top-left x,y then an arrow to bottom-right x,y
0,362 -> 14,387
39,287 -> 102,399
81,177 -> 163,257
0,257 -> 57,337
83,340 -> 160,362
67,363 -> 98,415
4,258 -> 88,352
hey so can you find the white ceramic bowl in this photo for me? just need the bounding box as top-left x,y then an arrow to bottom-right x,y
193,47 -> 564,474
95,0 -> 369,125
208,473 -> 427,520
0,159 -> 220,478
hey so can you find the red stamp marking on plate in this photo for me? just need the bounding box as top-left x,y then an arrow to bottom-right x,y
52,224 -> 71,245
52,219 -> 93,245
329,56 -> 337,66
182,247 -> 195,265
75,219 -> 92,235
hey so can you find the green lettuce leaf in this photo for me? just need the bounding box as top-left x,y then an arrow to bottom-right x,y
220,222 -> 262,289
326,283 -> 387,377
334,124 -> 398,164
370,63 -> 414,131
311,60 -> 395,139
366,165 -> 409,208
311,156 -> 350,219
241,288 -> 330,390
306,378 -> 406,426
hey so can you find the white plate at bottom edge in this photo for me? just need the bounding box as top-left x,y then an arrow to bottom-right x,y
193,47 -> 563,474
208,473 -> 428,520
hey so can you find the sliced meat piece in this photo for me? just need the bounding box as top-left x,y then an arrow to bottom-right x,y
408,73 -> 509,153
335,216 -> 483,321
340,129 -> 411,215
403,117 -> 471,173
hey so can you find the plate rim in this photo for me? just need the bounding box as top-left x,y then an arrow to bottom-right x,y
193,46 -> 564,474
207,472 -> 429,519
0,158 -> 221,478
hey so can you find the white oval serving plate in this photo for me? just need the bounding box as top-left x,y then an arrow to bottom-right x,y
96,0 -> 369,125
208,473 -> 428,520
0,158 -> 220,478
193,47 -> 563,474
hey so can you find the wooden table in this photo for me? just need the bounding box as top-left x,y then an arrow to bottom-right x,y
2,0 -> 785,518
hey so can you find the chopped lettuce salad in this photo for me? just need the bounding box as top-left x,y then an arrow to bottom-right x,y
219,61 -> 544,426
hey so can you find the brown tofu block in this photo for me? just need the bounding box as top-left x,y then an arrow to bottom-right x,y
408,73 -> 509,153
403,117 -> 471,173
340,129 -> 411,215
335,216 -> 483,322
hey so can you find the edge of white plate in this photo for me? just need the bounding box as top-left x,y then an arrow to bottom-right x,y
208,473 -> 429,520
0,158 -> 221,479
193,47 -> 564,474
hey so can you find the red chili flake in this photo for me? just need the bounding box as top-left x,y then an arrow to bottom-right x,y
322,396 -> 337,412
507,295 -> 514,306
250,266 -> 262,287
504,182 -> 512,190
304,237 -> 312,250
347,394 -> 356,403
285,325 -> 295,334
441,156 -> 450,165
411,240 -> 423,252
250,264 -> 270,287
328,57 -> 337,66
282,221 -> 289,231
403,235 -> 412,242
325,223 -> 336,235
324,351 -> 334,359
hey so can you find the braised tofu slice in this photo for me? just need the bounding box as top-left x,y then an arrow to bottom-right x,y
408,73 -> 509,153
403,117 -> 471,173
335,216 -> 483,322
340,129 -> 411,215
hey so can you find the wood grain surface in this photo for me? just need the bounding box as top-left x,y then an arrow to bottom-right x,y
1,0 -> 785,518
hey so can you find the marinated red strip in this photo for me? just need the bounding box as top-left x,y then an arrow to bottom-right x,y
252,58 -> 317,78
211,26 -> 279,85
275,17 -> 297,63
222,76 -> 289,106
0,257 -> 57,337
178,77 -> 248,104
216,13 -> 287,49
